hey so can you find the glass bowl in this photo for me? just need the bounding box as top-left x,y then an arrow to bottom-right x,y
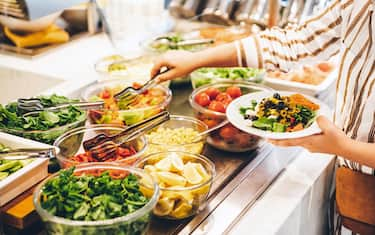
0,114 -> 87,145
144,115 -> 208,155
53,124 -> 147,168
33,163 -> 159,235
82,79 -> 172,126
135,151 -> 215,220
189,81 -> 272,152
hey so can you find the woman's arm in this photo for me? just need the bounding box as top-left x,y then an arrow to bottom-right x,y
152,0 -> 347,82
269,116 -> 375,169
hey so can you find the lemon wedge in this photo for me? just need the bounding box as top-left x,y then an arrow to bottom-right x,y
154,197 -> 175,216
170,201 -> 193,219
169,154 -> 184,172
157,171 -> 187,187
192,162 -> 211,182
183,162 -> 204,185
155,157 -> 172,171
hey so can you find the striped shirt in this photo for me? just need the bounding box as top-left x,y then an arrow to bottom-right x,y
239,0 -> 375,175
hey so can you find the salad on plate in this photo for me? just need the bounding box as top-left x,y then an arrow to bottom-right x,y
240,93 -> 320,133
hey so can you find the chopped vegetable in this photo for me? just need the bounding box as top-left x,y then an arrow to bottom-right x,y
191,67 -> 265,88
241,93 -> 319,132
0,143 -> 33,181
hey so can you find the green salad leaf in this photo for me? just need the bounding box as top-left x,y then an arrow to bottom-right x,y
40,168 -> 149,221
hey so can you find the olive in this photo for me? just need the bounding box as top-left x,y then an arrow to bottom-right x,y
273,93 -> 281,100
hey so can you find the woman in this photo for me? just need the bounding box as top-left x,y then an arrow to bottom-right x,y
151,0 -> 375,233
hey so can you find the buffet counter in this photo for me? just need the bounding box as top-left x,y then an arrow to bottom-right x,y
0,33 -> 335,235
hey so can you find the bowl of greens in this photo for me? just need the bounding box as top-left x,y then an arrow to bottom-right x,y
34,163 -> 159,235
190,67 -> 265,89
0,95 -> 87,145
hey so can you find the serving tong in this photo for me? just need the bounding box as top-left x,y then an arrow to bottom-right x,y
17,98 -> 105,117
0,147 -> 56,160
152,37 -> 215,48
83,111 -> 170,161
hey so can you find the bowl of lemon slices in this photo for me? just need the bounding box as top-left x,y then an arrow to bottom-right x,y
135,151 -> 215,220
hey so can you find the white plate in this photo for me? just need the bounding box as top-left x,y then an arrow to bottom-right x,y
226,91 -> 332,140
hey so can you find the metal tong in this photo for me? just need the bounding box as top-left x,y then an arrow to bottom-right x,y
83,111 -> 170,161
111,69 -> 168,107
0,147 -> 56,160
17,98 -> 105,116
152,37 -> 215,48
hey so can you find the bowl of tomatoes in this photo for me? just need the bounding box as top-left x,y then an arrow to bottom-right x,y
82,79 -> 172,126
189,81 -> 272,152
53,124 -> 147,168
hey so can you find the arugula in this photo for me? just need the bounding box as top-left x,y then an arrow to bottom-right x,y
40,168 -> 149,222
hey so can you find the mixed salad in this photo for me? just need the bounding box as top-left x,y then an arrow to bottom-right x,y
191,67 -> 264,88
0,95 -> 86,144
240,93 -> 320,132
0,143 -> 33,181
39,167 -> 151,234
89,83 -> 169,126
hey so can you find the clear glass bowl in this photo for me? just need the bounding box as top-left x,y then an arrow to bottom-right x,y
34,163 -> 159,235
135,151 -> 215,220
81,79 -> 172,126
0,114 -> 87,145
53,124 -> 147,168
144,115 -> 208,155
189,81 -> 272,152
190,67 -> 265,89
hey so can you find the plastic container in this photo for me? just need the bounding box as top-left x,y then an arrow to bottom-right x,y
145,115 -> 208,155
54,124 -> 147,168
82,79 -> 172,126
34,163 -> 159,235
135,151 -> 215,220
190,81 -> 272,152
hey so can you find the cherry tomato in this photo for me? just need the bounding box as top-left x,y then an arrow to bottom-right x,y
117,147 -> 131,157
204,87 -> 220,99
208,101 -> 226,113
195,92 -> 211,107
101,89 -> 111,99
226,86 -> 242,99
215,92 -> 233,103
219,125 -> 239,140
203,119 -> 220,128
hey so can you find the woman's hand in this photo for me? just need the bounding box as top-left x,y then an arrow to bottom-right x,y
268,116 -> 351,155
151,50 -> 199,82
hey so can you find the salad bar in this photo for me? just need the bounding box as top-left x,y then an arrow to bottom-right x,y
0,8 -> 336,234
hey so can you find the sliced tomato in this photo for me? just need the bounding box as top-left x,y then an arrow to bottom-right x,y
215,92 -> 233,103
208,101 -> 226,113
195,92 -> 211,107
226,86 -> 242,99
204,87 -> 220,99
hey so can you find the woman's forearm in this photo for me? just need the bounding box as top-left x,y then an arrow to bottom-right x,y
193,42 -> 239,69
338,138 -> 375,169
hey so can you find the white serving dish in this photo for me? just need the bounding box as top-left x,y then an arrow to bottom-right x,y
264,68 -> 337,97
0,133 -> 51,206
